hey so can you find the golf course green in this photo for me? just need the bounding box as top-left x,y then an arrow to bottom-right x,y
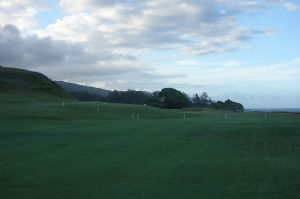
1,92 -> 300,199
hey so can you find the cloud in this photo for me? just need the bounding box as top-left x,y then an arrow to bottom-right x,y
0,0 -> 46,29
176,59 -> 244,67
222,60 -> 244,67
185,57 -> 300,85
284,2 -> 299,11
0,24 -> 150,82
35,0 -> 280,56
0,24 -> 94,67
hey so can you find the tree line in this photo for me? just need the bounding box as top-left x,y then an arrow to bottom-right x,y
70,87 -> 244,111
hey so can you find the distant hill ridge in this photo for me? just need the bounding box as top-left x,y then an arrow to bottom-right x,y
55,81 -> 111,97
0,66 -> 70,98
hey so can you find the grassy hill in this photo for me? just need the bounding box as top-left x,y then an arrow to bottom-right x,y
0,66 -> 71,99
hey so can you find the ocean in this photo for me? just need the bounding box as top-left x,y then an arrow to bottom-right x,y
245,108 -> 300,113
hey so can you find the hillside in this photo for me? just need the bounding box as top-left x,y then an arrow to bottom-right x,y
55,81 -> 111,97
0,66 -> 71,98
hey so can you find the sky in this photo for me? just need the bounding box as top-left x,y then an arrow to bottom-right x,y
0,0 -> 300,108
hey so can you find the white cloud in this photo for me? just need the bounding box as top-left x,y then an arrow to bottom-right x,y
176,60 -> 198,66
284,2 -> 299,11
35,13 -> 94,42
223,60 -> 244,67
177,57 -> 300,89
35,0 -> 280,56
176,59 -> 243,67
0,0 -> 46,29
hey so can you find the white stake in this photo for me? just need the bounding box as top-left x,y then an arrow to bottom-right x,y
264,112 -> 267,120
136,113 -> 140,120
132,112 -> 135,119
97,105 -> 100,112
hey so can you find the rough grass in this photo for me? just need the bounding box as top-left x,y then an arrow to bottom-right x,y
0,94 -> 300,199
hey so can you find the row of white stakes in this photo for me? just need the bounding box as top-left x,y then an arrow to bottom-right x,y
61,102 -> 269,121
62,101 -> 142,120
131,112 -> 140,120
97,103 -> 106,112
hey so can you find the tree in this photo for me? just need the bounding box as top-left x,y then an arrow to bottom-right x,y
192,93 -> 201,106
211,99 -> 244,111
159,88 -> 190,109
224,99 -> 244,111
192,92 -> 212,107
106,89 -> 151,104
212,101 -> 225,110
200,92 -> 212,106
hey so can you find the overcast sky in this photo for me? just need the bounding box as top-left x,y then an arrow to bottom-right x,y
0,0 -> 300,108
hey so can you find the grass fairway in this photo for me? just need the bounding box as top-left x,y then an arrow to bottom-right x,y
1,95 -> 300,199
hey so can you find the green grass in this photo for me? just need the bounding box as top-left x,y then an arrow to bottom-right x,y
1,94 -> 300,199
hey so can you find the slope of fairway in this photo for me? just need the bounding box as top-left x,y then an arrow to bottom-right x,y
1,94 -> 300,199
0,93 -> 183,120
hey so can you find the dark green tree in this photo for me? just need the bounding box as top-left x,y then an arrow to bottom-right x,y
159,88 -> 190,109
224,99 -> 244,111
192,93 -> 201,106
